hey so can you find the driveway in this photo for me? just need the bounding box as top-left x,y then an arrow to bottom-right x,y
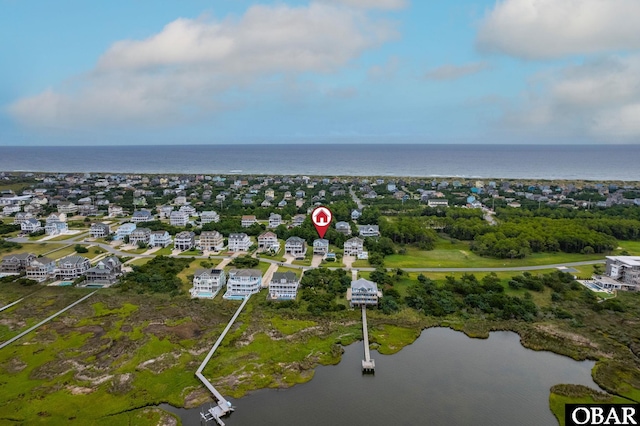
311,254 -> 324,268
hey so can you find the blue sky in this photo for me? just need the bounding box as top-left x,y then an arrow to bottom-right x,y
1,0 -> 640,146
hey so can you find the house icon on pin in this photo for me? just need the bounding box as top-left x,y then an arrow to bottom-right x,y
315,210 -> 329,224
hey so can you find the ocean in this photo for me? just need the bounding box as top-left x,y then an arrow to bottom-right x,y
0,144 -> 638,181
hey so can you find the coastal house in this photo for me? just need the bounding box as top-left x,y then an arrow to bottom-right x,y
179,205 -> 196,217
358,225 -> 380,238
199,231 -> 224,251
55,256 -> 91,280
228,233 -> 251,252
268,272 -> 299,300
427,199 -> 449,208
285,237 -> 306,257
268,213 -> 282,229
26,257 -> 56,282
603,256 -> 640,290
45,220 -> 68,236
351,209 -> 362,220
20,218 -> 42,234
12,212 -> 32,224
115,223 -> 136,240
190,268 -> 226,299
292,214 -> 305,227
149,230 -> 172,248
84,257 -> 122,286
174,231 -> 195,251
158,205 -> 174,219
200,210 -> 220,224
258,232 -> 279,253
57,201 -> 78,214
129,228 -> 151,246
46,213 -> 67,223
131,210 -> 153,223
313,239 -> 329,255
347,278 -> 382,307
108,205 -> 124,217
0,253 -> 36,273
224,269 -> 263,299
335,221 -> 352,236
90,222 -> 111,239
169,211 -> 189,227
241,215 -> 257,228
78,204 -> 98,216
344,237 -> 364,256
4,205 -> 21,216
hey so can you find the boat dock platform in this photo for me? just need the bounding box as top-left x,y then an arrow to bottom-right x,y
361,305 -> 375,373
196,294 -> 251,424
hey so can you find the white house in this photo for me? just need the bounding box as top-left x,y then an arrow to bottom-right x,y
57,201 -> 78,214
45,221 -> 68,236
200,211 -> 220,224
335,221 -> 352,235
46,213 -> 67,223
169,211 -> 189,227
258,232 -> 280,252
351,209 -> 362,220
90,222 -> 111,239
347,278 -> 382,307
131,210 -> 153,223
129,228 -> 151,246
268,213 -> 282,228
604,256 -> 640,290
241,215 -> 257,227
292,215 -> 305,227
285,237 -> 306,257
191,268 -> 226,299
108,205 -> 124,217
313,239 -> 329,255
358,225 -> 380,238
26,257 -> 56,282
174,231 -> 195,251
427,199 -> 449,208
4,205 -> 21,216
344,237 -> 364,256
55,256 -> 91,280
224,269 -> 263,299
20,218 -> 42,234
179,205 -> 196,217
268,272 -> 299,300
149,230 -> 172,248
228,233 -> 251,252
115,223 -> 136,240
199,231 -> 224,251
12,212 -> 31,224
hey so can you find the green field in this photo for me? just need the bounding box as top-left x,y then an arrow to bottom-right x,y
384,240 -> 605,269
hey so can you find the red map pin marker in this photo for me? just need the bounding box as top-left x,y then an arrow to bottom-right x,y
311,206 -> 332,238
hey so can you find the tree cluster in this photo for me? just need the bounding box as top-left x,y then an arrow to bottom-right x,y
119,255 -> 192,295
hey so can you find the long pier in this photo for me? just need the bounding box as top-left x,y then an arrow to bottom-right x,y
361,305 -> 375,373
0,291 -> 98,350
197,294 -> 251,425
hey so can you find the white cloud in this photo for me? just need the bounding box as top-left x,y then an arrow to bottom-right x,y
9,3 -> 396,129
502,55 -> 640,139
318,0 -> 407,10
477,0 -> 640,59
424,62 -> 489,80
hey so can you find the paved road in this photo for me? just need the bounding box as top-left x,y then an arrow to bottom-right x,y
349,185 -> 364,210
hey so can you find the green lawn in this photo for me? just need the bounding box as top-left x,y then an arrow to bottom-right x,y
128,258 -> 151,267
276,266 -> 301,277
615,240 -> 640,255
153,247 -> 172,256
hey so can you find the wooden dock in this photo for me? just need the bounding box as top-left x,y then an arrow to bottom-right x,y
196,294 -> 251,424
361,305 -> 375,373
